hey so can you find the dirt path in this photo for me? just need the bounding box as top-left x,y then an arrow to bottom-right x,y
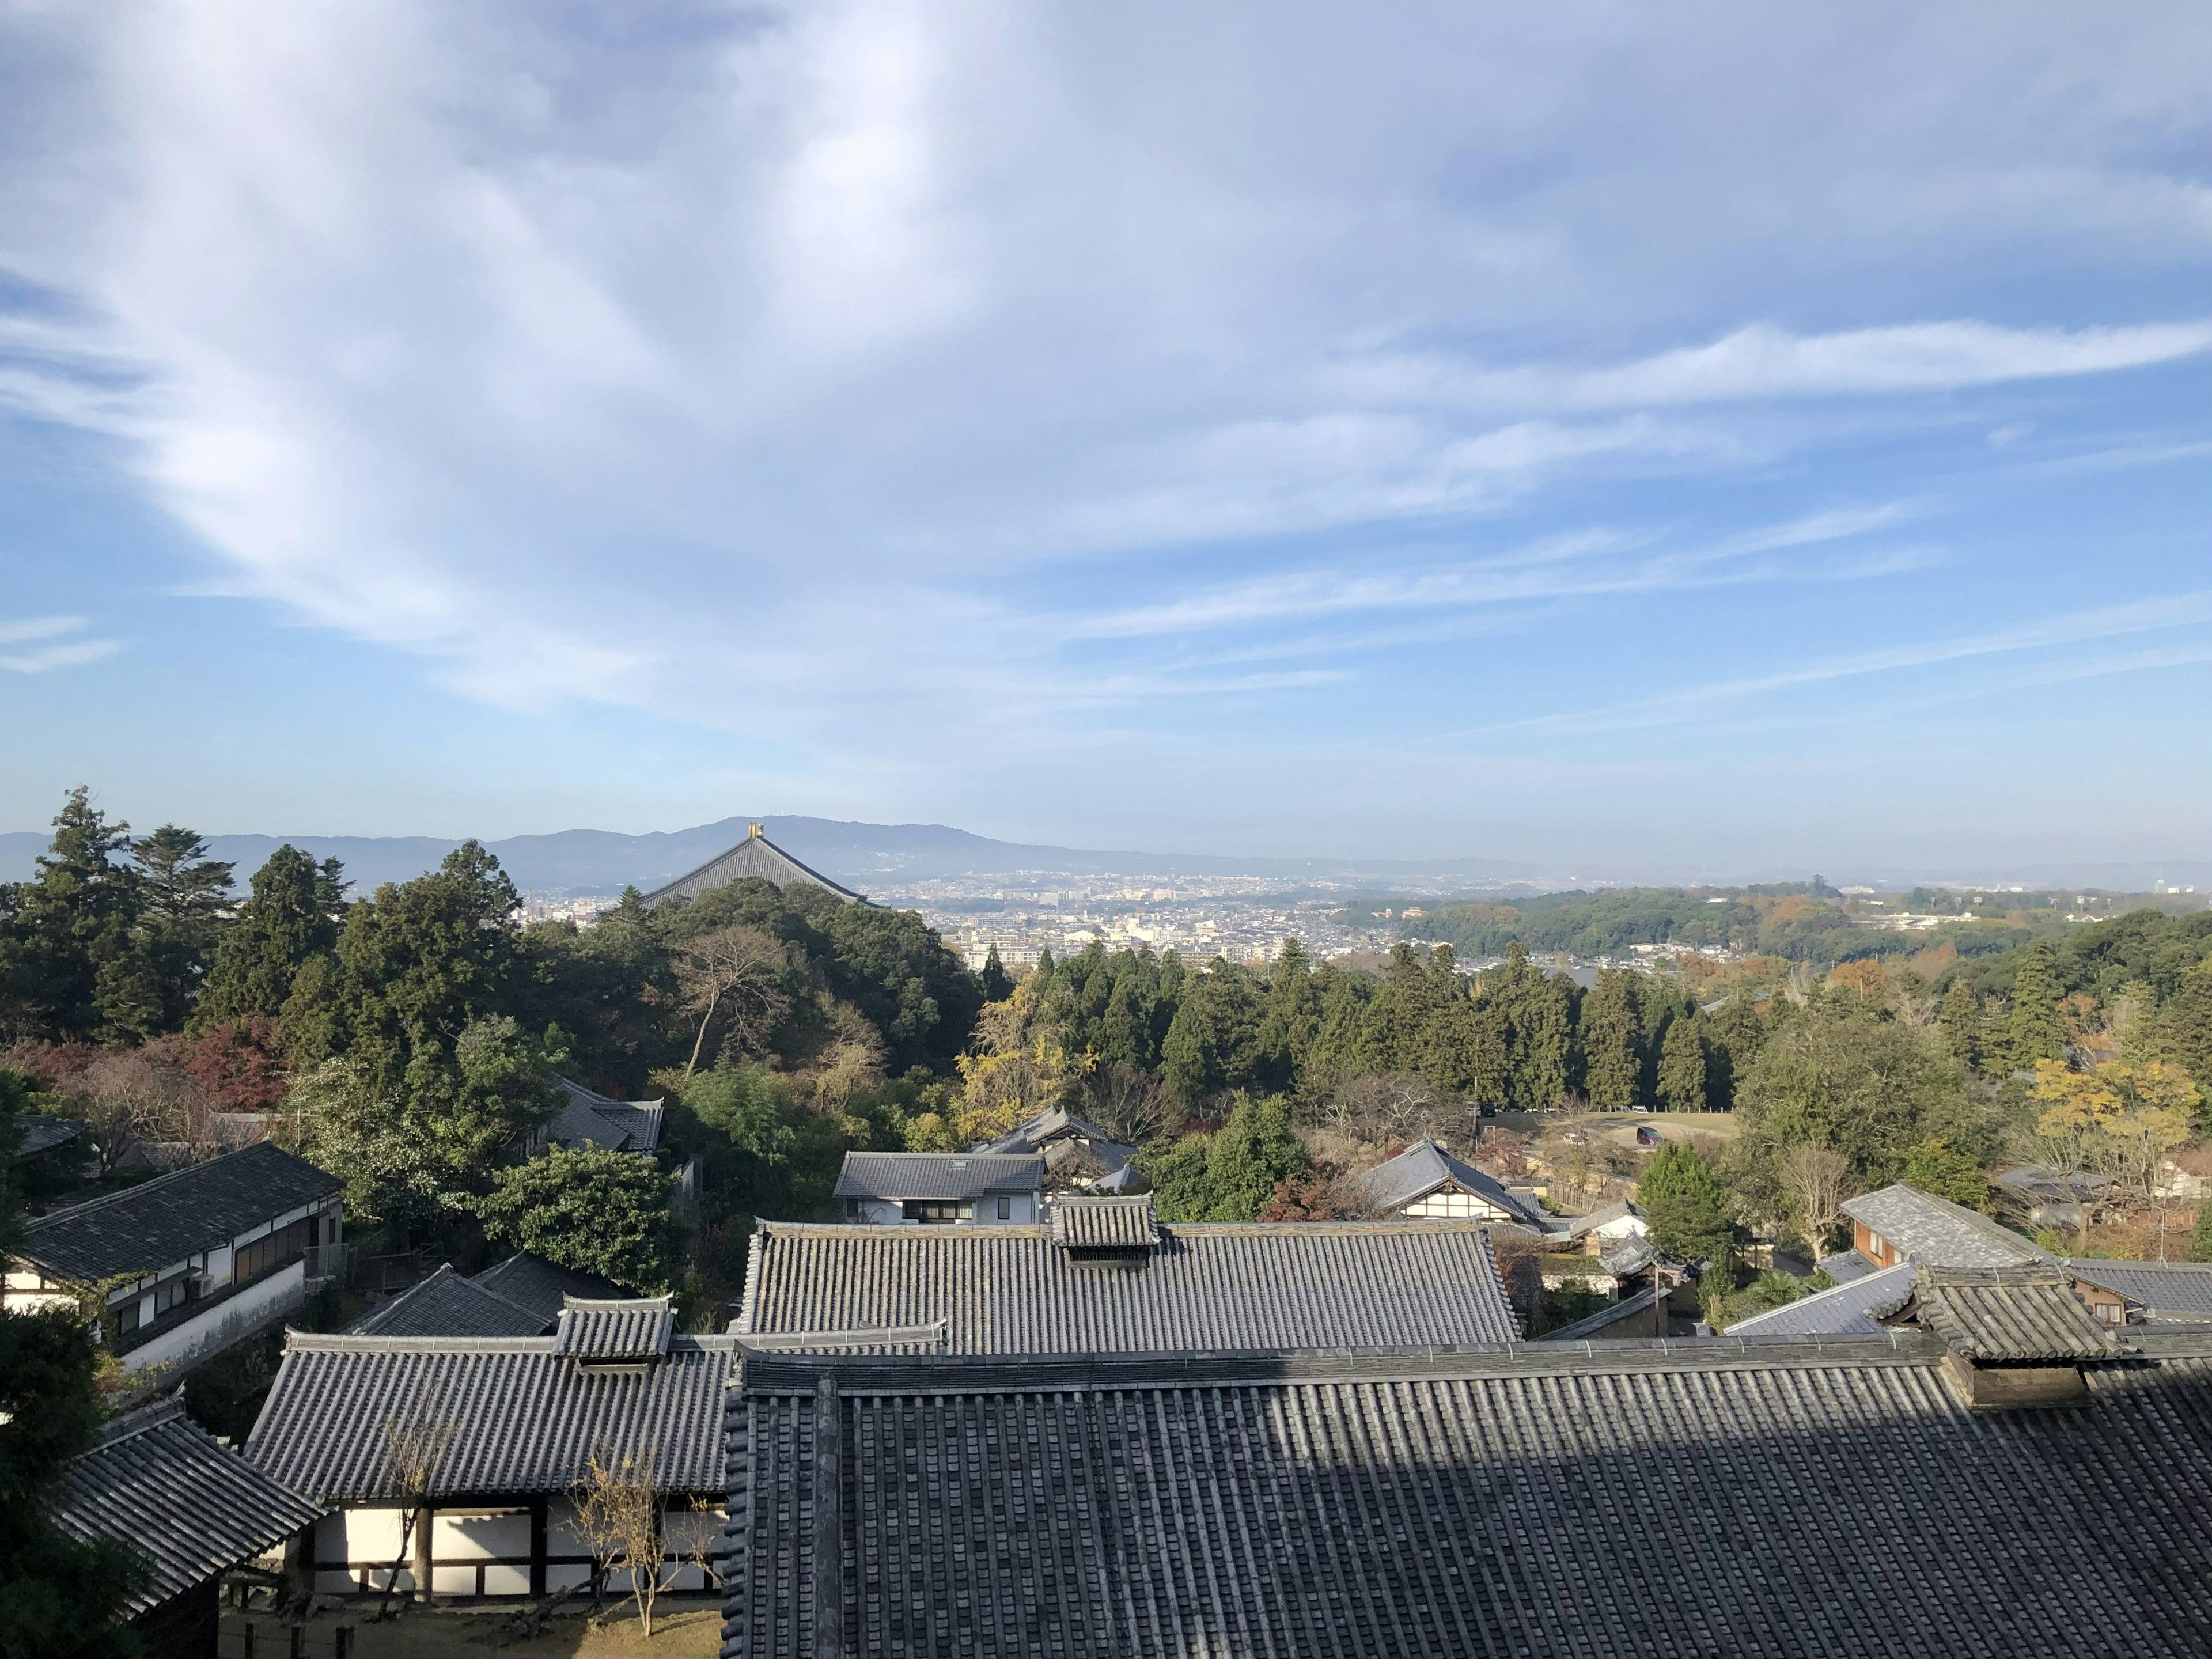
223,1601 -> 723,1657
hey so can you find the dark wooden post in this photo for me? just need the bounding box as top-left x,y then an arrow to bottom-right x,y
812,1374 -> 842,1659
530,1498 -> 548,1599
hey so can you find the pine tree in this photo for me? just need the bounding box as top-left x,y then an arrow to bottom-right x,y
1256,938 -> 1323,1089
1937,978 -> 1983,1071
131,825 -> 235,1032
197,844 -> 347,1028
1516,971 -> 1575,1111
3,787 -> 142,1041
979,944 -> 1012,1003
2006,942 -> 2069,1071
1656,1014 -> 1707,1113
2192,1199 -> 2212,1264
1580,971 -> 1644,1109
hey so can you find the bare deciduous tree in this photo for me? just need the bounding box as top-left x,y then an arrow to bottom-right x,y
79,1051 -> 216,1169
378,1407 -> 457,1613
1331,1073 -> 1456,1149
571,1446 -> 679,1636
1077,1064 -> 1174,1146
673,925 -> 793,1077
1780,1143 -> 1850,1260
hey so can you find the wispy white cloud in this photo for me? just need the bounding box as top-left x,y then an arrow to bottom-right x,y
0,616 -> 125,673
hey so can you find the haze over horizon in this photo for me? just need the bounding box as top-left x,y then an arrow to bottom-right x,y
2,5 -> 2207,868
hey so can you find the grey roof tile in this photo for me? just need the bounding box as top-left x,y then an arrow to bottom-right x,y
718,1338 -> 2212,1659
555,1297 -> 676,1361
347,1264 -> 550,1338
547,1076 -> 665,1153
639,827 -> 865,908
1562,1198 -> 1642,1238
54,1396 -> 323,1618
1842,1181 -> 2054,1268
1724,1262 -> 1918,1336
736,1218 -> 1521,1353
832,1151 -> 1045,1201
2065,1259 -> 2212,1317
468,1251 -> 624,1325
20,1141 -> 340,1281
1909,1264 -> 2133,1362
1353,1138 -> 1550,1225
247,1332 -> 737,1501
1049,1194 -> 1160,1249
17,1111 -> 84,1158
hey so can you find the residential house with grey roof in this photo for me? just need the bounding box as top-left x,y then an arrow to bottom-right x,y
1351,1137 -> 1553,1228
833,1150 -> 1045,1225
247,1297 -> 732,1600
716,1275 -> 2212,1658
528,1076 -> 666,1157
2063,1258 -> 2212,1328
972,1107 -> 1141,1192
737,1196 -> 1521,1352
5,1141 -> 343,1374
1834,1180 -> 2053,1277
346,1253 -> 628,1338
52,1395 -> 323,1658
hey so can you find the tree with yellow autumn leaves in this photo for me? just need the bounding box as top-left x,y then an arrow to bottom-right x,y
2028,1056 -> 2198,1249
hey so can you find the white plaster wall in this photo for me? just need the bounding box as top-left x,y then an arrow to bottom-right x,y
1404,1191 -> 1509,1221
121,1259 -> 305,1373
432,1510 -> 529,1561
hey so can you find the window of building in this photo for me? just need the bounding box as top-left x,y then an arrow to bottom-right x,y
236,1217 -> 314,1283
903,1200 -> 975,1224
997,1195 -> 1012,1221
151,1275 -> 191,1317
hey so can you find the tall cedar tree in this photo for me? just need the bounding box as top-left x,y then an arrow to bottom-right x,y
1580,970 -> 1644,1109
1937,978 -> 1983,1071
2006,942 -> 2069,1071
3,788 -> 143,1043
130,825 -> 234,1033
1656,1014 -> 1708,1113
196,844 -> 346,1029
0,1097 -> 150,1657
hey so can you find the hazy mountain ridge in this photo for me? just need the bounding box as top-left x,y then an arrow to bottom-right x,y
0,816 -> 2202,896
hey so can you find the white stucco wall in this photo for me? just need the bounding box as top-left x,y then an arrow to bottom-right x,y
120,1258 -> 305,1373
1403,1190 -> 1512,1221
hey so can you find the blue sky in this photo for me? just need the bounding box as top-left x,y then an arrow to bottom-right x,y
0,2 -> 2206,870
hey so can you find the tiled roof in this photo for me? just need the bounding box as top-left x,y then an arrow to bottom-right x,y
555,1297 -> 675,1361
17,1112 -> 84,1158
639,827 -> 865,908
1818,1248 -> 1881,1284
832,1151 -> 1046,1201
469,1251 -> 624,1325
719,1334 -> 2212,1659
247,1332 -> 737,1502
2066,1259 -> 2212,1319
1910,1264 -> 2133,1362
1724,1262 -> 1917,1336
1842,1181 -> 2053,1268
975,1108 -> 1130,1158
1353,1139 -> 1550,1225
1536,1286 -> 1660,1341
19,1142 -> 341,1281
53,1396 -> 323,1618
347,1264 -> 550,1338
1050,1194 -> 1159,1249
735,1218 -> 1520,1353
547,1077 -> 665,1153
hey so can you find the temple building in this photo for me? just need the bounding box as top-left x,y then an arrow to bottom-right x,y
638,822 -> 866,909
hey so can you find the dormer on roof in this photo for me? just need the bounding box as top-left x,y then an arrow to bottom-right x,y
1050,1194 -> 1159,1262
555,1297 -> 676,1370
1883,1263 -> 2134,1407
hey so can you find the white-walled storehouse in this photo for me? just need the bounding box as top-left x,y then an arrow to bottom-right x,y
247,1298 -> 731,1599
5,1142 -> 343,1374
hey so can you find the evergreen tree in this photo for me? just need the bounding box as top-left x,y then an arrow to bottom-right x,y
1656,1014 -> 1707,1113
2006,942 -> 2069,1071
1256,939 -> 1323,1088
2192,1199 -> 2212,1264
131,825 -> 234,1032
198,844 -> 346,1030
478,1146 -> 675,1293
1580,970 -> 1644,1109
2151,959 -> 2212,1113
1705,988 -> 1766,1109
1638,1141 -> 1736,1270
1899,1139 -> 1989,1210
1937,978 -> 1983,1071
2,787 -> 143,1041
979,944 -> 1012,1003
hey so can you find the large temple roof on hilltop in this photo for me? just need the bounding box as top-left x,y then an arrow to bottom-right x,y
637,822 -> 866,908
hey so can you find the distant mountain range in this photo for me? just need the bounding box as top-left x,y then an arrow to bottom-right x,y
0,816 -> 1552,896
0,814 -> 2203,897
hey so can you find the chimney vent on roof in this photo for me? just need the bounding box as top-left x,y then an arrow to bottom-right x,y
1051,1194 -> 1160,1263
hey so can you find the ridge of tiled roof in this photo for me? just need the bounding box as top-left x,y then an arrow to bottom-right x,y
1353,1138 -> 1550,1225
638,827 -> 866,908
54,1395 -> 323,1618
547,1076 -> 665,1153
2065,1258 -> 2212,1317
737,1216 -> 1520,1353
832,1150 -> 1047,1200
347,1263 -> 551,1338
18,1141 -> 340,1281
247,1332 -> 736,1502
1562,1198 -> 1642,1237
1842,1181 -> 2054,1269
718,1331 -> 2212,1658
1534,1287 -> 1662,1342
